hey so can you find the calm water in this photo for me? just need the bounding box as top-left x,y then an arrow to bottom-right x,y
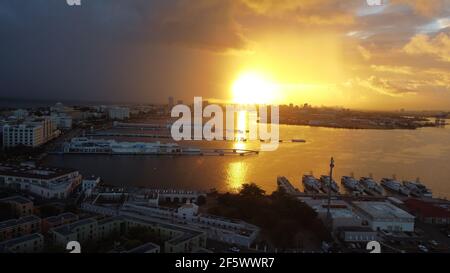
45,123 -> 450,198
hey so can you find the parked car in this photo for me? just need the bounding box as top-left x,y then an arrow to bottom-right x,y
418,244 -> 428,253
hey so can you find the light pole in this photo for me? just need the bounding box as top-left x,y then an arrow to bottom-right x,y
326,157 -> 335,228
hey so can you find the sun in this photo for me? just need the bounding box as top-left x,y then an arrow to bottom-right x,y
232,72 -> 279,104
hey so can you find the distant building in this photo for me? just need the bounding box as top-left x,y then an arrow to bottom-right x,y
28,116 -> 59,142
0,233 -> 44,253
168,96 -> 174,109
404,198 -> 450,225
108,107 -> 130,120
352,201 -> 415,232
0,163 -> 82,199
51,113 -> 72,130
12,109 -> 29,120
2,116 -> 59,148
2,124 -> 44,148
0,196 -> 34,217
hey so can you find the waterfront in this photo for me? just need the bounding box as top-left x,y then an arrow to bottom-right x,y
44,122 -> 450,198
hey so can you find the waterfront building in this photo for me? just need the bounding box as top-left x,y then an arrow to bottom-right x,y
0,196 -> 34,217
0,163 -> 82,199
300,197 -> 362,230
352,201 -> 415,232
337,226 -> 378,243
0,215 -> 41,240
108,107 -> 130,120
404,198 -> 450,225
0,233 -> 44,253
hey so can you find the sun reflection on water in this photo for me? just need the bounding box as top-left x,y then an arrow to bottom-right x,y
227,161 -> 248,191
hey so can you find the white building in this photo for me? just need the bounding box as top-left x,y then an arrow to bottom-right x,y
51,113 -> 72,130
0,163 -> 82,199
28,116 -> 59,142
2,124 -> 44,148
81,176 -> 100,195
108,107 -> 130,120
300,197 -> 363,230
2,116 -> 59,148
352,201 -> 415,232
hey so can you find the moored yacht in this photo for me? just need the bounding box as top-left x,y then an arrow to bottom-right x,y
403,180 -> 432,198
381,178 -> 410,196
302,175 -> 321,193
341,176 -> 364,194
319,175 -> 339,194
359,177 -> 384,195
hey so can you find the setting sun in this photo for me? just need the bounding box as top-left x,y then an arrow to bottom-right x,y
231,72 -> 279,105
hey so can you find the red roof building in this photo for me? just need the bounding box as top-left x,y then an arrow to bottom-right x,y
404,198 -> 450,225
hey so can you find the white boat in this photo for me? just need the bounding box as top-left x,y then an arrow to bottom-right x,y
302,175 -> 321,193
403,180 -> 432,198
381,178 -> 410,196
319,175 -> 339,193
359,177 -> 384,195
341,176 -> 364,193
277,176 -> 298,195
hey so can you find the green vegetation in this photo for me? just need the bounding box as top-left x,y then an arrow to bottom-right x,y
208,183 -> 331,249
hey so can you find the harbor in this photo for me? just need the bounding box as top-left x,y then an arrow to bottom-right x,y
278,174 -> 437,201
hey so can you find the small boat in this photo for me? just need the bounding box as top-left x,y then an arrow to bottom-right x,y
292,139 -> 306,143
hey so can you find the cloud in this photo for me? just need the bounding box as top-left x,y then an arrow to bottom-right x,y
359,76 -> 418,97
240,0 -> 358,26
403,32 -> 450,62
357,45 -> 372,60
392,0 -> 448,17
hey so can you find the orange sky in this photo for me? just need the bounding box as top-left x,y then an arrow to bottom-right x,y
194,0 -> 450,110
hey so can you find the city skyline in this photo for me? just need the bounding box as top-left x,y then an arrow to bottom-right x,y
0,0 -> 449,110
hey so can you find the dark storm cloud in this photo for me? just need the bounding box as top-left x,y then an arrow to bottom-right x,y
0,0 -> 246,102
